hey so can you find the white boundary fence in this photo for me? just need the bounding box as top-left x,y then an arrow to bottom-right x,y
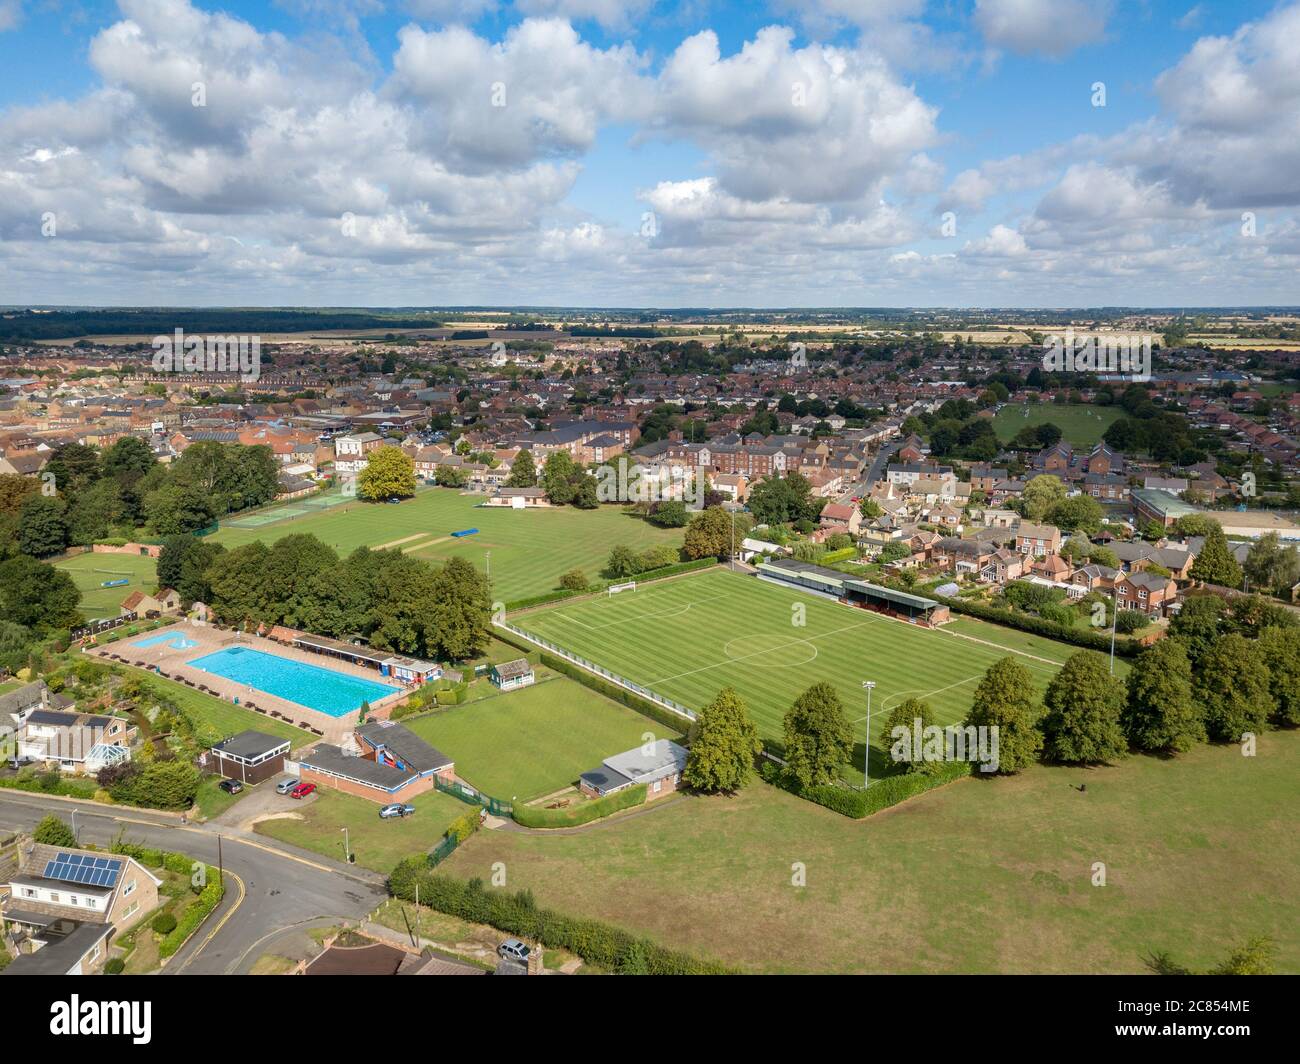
494,620 -> 696,725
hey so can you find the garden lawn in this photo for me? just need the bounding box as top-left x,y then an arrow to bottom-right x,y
134,672 -> 310,749
513,569 -> 1108,780
54,552 -> 159,620
402,676 -> 678,802
254,788 -> 467,872
439,730 -> 1300,974
213,487 -> 683,603
992,402 -> 1122,447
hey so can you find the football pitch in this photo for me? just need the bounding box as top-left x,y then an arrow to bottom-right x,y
512,569 -> 1114,779
992,402 -> 1121,447
54,551 -> 159,619
213,487 -> 683,603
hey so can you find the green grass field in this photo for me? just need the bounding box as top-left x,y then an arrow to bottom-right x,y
992,402 -> 1121,447
513,570 -> 1116,779
135,672 -> 311,749
402,676 -> 677,802
254,788 -> 468,871
213,487 -> 683,603
54,552 -> 158,619
441,731 -> 1300,973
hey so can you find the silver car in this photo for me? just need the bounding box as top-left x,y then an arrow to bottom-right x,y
497,938 -> 531,963
379,803 -> 416,819
275,777 -> 300,794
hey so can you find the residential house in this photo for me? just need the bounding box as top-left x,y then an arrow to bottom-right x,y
1114,571 -> 1178,616
1015,522 -> 1062,557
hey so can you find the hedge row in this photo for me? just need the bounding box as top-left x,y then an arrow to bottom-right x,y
0,774 -> 98,799
759,759 -> 971,818
160,868 -> 224,959
537,651 -> 693,734
928,594 -> 1140,657
503,558 -> 717,611
512,783 -> 647,829
110,841 -> 199,877
387,864 -> 736,974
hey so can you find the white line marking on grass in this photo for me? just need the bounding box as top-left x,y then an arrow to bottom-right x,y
550,601 -> 697,630
851,674 -> 982,722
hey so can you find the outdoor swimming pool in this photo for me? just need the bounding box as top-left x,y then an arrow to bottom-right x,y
187,646 -> 400,717
132,631 -> 199,651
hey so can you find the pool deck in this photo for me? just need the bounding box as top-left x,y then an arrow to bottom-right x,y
89,622 -> 411,744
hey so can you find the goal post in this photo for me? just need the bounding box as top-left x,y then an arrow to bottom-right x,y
608,581 -> 637,596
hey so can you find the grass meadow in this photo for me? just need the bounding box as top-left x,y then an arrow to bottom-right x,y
992,402 -> 1122,447
54,551 -> 159,619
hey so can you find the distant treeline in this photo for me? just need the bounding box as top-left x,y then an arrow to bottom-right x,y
0,309 -> 443,341
568,325 -> 664,337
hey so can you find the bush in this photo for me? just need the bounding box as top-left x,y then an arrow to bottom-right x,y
758,758 -> 970,818
159,867 -> 224,959
512,784 -> 647,828
386,865 -> 734,974
32,814 -> 77,847
151,912 -> 178,935
1115,609 -> 1147,634
559,569 -> 589,591
446,810 -> 481,843
104,957 -> 125,974
925,594 -> 1140,656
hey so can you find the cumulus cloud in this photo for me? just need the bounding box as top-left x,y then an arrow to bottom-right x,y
973,0 -> 1110,58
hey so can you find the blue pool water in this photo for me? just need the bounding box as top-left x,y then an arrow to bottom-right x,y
187,647 -> 400,717
133,631 -> 199,650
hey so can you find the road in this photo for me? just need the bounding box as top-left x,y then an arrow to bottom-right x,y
0,792 -> 386,974
837,440 -> 900,503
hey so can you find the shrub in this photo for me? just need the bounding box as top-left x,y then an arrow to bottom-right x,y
32,814 -> 77,847
446,811 -> 481,843
512,784 -> 647,828
159,867 -> 224,958
758,758 -> 970,818
151,912 -> 178,935
104,957 -> 125,974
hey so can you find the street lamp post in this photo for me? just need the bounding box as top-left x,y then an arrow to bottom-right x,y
862,681 -> 876,788
341,827 -> 351,864
1109,587 -> 1119,676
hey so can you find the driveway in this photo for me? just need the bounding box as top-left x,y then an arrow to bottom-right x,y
210,777 -> 314,833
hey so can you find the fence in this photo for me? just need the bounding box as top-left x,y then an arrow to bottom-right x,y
494,620 -> 696,725
428,834 -> 459,867
434,775 -> 511,817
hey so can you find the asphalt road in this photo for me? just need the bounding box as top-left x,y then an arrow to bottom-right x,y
0,792 -> 386,974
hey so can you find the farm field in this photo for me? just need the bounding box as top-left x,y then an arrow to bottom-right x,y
511,569 -> 1103,779
213,487 -> 683,603
402,676 -> 678,803
441,730 -> 1300,974
992,402 -> 1121,447
55,551 -> 158,619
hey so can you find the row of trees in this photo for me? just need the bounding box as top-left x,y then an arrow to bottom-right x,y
1,438 -> 280,559
158,532 -> 493,661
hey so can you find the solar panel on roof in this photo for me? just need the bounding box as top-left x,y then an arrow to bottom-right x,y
42,852 -> 122,888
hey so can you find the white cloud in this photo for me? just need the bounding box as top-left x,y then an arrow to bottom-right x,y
973,0 -> 1110,58
0,0 -> 22,33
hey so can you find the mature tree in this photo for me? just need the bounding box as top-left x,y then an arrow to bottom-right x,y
1041,652 -> 1128,763
0,619 -> 35,673
506,449 -> 537,488
66,479 -> 126,545
639,544 -> 678,571
143,483 -> 216,535
1257,626 -> 1300,726
205,541 -> 272,624
541,451 -> 578,505
570,474 -> 599,509
1048,494 -> 1104,535
747,471 -> 818,526
176,539 -> 225,605
427,555 -> 493,661
1189,521 -> 1242,588
17,494 -> 68,557
559,568 -> 589,591
682,506 -> 734,560
1021,475 -> 1067,521
32,814 -> 77,847
1243,533 -> 1300,595
434,464 -> 468,488
44,442 -> 102,495
1225,593 -> 1298,638
965,657 -> 1043,773
605,544 -> 642,579
358,446 -> 417,500
883,696 -> 936,774
1194,633 -> 1274,742
0,556 -> 81,630
261,534 -> 341,626
1167,593 -> 1225,666
684,686 -> 763,793
101,435 -> 157,483
783,682 -> 853,788
0,473 -> 39,516
1123,634 -> 1201,749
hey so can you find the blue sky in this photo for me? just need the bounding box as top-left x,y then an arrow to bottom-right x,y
0,0 -> 1297,306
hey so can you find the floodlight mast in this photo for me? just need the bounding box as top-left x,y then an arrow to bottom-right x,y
862,680 -> 876,788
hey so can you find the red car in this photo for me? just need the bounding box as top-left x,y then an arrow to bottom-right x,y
289,782 -> 316,799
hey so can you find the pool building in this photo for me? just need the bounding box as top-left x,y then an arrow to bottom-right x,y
297,721 -> 455,803
270,628 -> 442,686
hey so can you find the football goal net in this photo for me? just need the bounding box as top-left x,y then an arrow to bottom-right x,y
608,581 -> 637,596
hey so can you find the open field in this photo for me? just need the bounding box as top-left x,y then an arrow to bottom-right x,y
992,402 -> 1121,447
213,487 -> 683,603
402,676 -> 678,802
54,551 -> 158,619
254,788 -> 467,871
511,569 -> 1103,778
441,730 -> 1300,973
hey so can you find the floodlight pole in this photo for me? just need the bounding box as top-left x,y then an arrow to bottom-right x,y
342,827 -> 351,864
1109,587 -> 1119,676
71,810 -> 77,844
862,681 -> 876,788
486,551 -> 491,578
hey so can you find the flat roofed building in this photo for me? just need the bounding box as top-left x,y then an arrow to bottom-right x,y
207,729 -> 292,784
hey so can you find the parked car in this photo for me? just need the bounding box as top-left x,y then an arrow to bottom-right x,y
379,803 -> 416,819
275,777 -> 300,794
218,779 -> 244,795
289,782 -> 316,799
497,938 -> 531,963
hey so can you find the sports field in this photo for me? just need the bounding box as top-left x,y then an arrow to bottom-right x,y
512,570 -> 1113,779
54,551 -> 158,619
213,487 -> 683,603
402,676 -> 678,802
992,402 -> 1121,447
